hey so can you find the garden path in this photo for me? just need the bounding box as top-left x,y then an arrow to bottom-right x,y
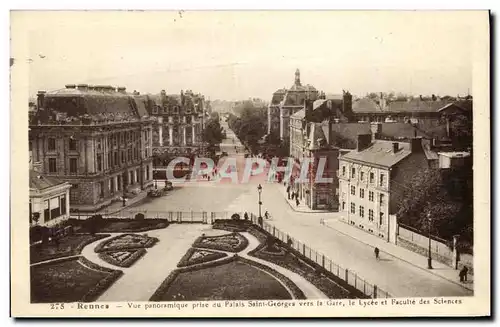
93,225 -> 226,302
239,232 -> 328,300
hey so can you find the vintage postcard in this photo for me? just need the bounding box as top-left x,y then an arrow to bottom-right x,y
10,10 -> 490,317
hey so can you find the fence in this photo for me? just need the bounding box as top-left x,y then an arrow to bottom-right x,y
249,214 -> 391,299
69,209 -> 392,298
397,224 -> 453,259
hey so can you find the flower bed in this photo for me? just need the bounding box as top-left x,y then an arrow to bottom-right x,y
98,249 -> 147,268
30,233 -> 111,264
212,219 -> 253,232
150,255 -> 303,301
94,234 -> 158,253
247,228 -> 367,299
68,218 -> 169,233
31,256 -> 122,303
192,233 -> 248,253
177,248 -> 227,268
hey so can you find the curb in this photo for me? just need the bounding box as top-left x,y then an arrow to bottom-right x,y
276,185 -> 331,214
322,220 -> 474,293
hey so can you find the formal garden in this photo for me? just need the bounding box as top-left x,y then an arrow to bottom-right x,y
31,213 -> 366,303
30,214 -> 168,303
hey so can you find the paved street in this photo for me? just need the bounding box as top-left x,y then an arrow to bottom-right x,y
122,118 -> 473,298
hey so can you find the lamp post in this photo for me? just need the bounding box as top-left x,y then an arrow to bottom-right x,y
257,184 -> 263,219
427,212 -> 433,269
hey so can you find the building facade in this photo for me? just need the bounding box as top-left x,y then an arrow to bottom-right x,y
268,69 -> 320,141
144,89 -> 208,161
338,136 -> 430,243
29,166 -> 71,227
29,84 -> 155,212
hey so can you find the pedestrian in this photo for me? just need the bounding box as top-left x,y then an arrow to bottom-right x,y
291,192 -> 295,200
374,247 -> 380,260
295,198 -> 300,206
459,266 -> 469,282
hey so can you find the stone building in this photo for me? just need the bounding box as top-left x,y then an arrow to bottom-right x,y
29,164 -> 71,227
29,84 -> 155,212
267,69 -> 320,141
144,89 -> 207,161
338,135 -> 432,243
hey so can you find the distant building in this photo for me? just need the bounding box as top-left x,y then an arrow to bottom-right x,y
29,165 -> 71,227
268,69 -> 321,141
29,84 -> 155,212
143,89 -> 207,160
351,95 -> 472,134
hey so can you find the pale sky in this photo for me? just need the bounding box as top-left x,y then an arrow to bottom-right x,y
14,11 -> 475,101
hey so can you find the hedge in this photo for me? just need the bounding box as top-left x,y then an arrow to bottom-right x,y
176,248 -> 228,268
192,232 -> 249,253
94,234 -> 159,253
98,248 -> 147,268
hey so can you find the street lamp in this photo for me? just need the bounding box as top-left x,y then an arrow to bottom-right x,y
257,184 -> 263,219
427,212 -> 433,269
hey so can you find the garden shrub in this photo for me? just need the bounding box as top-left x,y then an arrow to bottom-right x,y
135,213 -> 145,221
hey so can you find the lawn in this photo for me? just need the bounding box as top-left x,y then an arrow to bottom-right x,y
30,257 -> 120,303
153,260 -> 293,301
67,218 -> 169,233
30,234 -> 110,264
247,227 -> 365,299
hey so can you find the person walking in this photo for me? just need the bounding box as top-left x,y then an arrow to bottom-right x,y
286,185 -> 291,199
295,198 -> 300,206
374,247 -> 380,260
459,266 -> 469,282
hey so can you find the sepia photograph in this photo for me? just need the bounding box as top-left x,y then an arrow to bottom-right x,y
10,9 -> 490,318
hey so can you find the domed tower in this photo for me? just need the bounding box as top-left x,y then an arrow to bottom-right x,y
294,68 -> 301,86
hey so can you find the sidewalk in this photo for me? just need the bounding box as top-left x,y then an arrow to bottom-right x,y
95,190 -> 149,216
275,182 -> 330,214
322,217 -> 474,292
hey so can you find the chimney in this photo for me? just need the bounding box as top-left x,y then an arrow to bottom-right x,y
410,137 -> 423,153
392,142 -> 399,153
370,122 -> 382,140
342,90 -> 352,113
65,84 -> 76,89
357,134 -> 372,152
77,84 -> 89,92
37,91 -> 46,109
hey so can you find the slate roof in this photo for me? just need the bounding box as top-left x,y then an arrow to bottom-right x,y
352,98 -> 381,113
30,170 -> 67,191
341,140 -> 412,167
44,87 -> 140,116
386,99 -> 454,113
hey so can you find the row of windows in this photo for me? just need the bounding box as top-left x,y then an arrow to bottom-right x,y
48,148 -> 140,174
152,106 -> 197,115
341,166 -> 386,187
70,167 -> 150,201
45,131 -> 147,152
347,202 -> 384,225
349,186 -> 385,205
30,195 -> 67,223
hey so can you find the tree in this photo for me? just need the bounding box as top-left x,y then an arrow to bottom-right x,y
396,168 -> 472,241
202,118 -> 224,146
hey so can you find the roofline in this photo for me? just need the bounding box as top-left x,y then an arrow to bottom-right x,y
339,151 -> 412,169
